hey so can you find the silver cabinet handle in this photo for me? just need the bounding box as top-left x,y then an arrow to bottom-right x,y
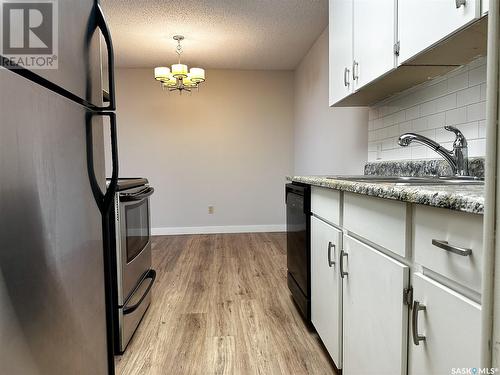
412,301 -> 426,345
432,239 -> 472,257
352,61 -> 359,81
456,0 -> 466,8
328,242 -> 336,267
344,68 -> 350,87
340,250 -> 348,278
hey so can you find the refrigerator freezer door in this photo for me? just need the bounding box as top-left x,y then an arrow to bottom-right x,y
3,0 -> 104,107
0,68 -> 108,374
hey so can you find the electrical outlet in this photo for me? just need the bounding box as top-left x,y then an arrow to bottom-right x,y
208,205 -> 214,214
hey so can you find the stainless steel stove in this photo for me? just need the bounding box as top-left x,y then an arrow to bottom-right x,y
108,178 -> 156,354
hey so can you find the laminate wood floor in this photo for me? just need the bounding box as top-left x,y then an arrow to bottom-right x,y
115,233 -> 337,375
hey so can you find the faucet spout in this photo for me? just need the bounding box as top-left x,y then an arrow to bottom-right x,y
398,126 -> 469,176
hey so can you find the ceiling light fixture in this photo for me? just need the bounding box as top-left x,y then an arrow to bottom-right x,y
154,35 -> 205,94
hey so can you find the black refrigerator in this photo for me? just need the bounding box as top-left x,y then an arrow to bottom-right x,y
0,1 -> 118,374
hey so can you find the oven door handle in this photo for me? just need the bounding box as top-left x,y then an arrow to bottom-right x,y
120,187 -> 155,202
123,269 -> 156,315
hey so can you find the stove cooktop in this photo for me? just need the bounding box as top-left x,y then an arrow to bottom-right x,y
106,177 -> 149,191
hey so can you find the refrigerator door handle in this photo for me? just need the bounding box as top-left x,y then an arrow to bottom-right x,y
95,3 -> 116,111
86,111 -> 119,214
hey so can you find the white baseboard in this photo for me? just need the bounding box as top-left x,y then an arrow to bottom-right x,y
151,224 -> 286,236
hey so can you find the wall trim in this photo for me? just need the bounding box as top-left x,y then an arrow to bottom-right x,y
152,224 -> 286,236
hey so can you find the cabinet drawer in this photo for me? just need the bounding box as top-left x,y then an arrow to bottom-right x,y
413,205 -> 483,293
344,193 -> 407,257
311,187 -> 341,226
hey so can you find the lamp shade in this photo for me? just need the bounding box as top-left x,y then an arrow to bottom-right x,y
161,81 -> 177,89
171,63 -> 188,78
183,74 -> 198,88
154,67 -> 171,81
190,68 -> 205,83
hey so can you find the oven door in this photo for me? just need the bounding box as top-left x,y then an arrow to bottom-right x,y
117,186 -> 154,303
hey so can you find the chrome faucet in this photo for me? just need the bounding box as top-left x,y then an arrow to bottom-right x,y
398,126 -> 469,176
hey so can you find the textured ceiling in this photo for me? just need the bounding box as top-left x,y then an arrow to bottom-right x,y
101,0 -> 328,70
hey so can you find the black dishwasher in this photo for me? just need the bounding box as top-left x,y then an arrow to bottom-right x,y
285,183 -> 311,321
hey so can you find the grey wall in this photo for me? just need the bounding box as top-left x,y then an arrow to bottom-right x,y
293,28 -> 369,176
108,68 -> 294,233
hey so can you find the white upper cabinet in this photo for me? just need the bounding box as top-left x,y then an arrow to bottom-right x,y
329,0 -> 354,106
352,0 -> 397,89
409,273 -> 481,375
482,0 -> 489,14
398,0 -> 480,64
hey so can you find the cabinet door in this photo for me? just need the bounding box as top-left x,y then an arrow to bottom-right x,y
352,0 -> 396,90
398,0 -> 479,64
329,0 -> 354,106
343,235 -> 409,375
482,0 -> 489,15
311,216 -> 343,368
409,273 -> 481,375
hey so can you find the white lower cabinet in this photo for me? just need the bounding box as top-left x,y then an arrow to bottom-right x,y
409,273 -> 482,375
343,235 -> 409,375
311,216 -> 343,368
310,189 -> 484,375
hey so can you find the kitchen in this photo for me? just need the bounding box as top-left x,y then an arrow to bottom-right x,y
0,0 -> 499,374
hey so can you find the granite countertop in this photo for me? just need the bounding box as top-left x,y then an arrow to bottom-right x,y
288,159 -> 485,215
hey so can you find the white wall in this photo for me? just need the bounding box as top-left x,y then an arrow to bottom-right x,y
293,28 -> 368,176
109,69 -> 294,234
368,57 -> 487,161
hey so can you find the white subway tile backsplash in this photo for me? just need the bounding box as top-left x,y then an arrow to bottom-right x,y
467,57 -> 486,70
469,64 -> 487,86
435,93 -> 458,112
447,72 -> 469,93
422,80 -> 448,102
373,118 -> 384,129
457,85 -> 481,107
466,101 -> 486,121
427,112 -> 445,129
369,108 -> 379,121
412,146 -> 430,159
388,124 -> 400,137
405,105 -> 420,121
445,107 -> 467,125
399,121 -> 412,134
456,122 -> 479,139
382,138 -> 396,150
412,117 -> 428,131
479,120 -> 486,138
468,138 -> 486,157
480,83 -> 487,101
367,57 -> 487,161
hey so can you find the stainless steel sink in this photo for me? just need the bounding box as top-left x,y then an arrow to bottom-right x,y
326,175 -> 484,185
